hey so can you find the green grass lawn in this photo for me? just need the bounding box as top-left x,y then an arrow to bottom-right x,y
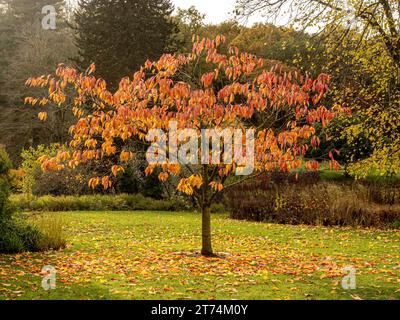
0,211 -> 399,300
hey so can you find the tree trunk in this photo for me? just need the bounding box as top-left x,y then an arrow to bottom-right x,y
201,204 -> 213,256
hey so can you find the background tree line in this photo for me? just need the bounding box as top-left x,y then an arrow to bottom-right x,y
0,0 -> 398,195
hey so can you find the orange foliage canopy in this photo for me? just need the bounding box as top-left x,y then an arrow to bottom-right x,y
25,35 -> 349,196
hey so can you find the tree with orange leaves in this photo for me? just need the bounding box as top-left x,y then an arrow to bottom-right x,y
25,35 -> 348,256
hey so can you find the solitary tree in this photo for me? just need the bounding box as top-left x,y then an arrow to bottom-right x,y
25,35 -> 347,256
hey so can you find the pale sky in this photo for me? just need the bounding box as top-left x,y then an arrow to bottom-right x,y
67,0 -> 269,26
172,0 -> 237,24
171,0 -> 267,25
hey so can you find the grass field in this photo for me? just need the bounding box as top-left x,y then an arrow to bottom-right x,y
0,211 -> 399,300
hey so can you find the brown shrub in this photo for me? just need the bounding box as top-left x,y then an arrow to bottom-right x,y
227,173 -> 400,228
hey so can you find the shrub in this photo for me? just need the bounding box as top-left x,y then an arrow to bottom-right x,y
0,210 -> 45,254
391,220 -> 400,229
0,149 -> 41,253
20,144 -> 93,196
0,179 -> 13,220
9,168 -> 24,192
361,178 -> 400,205
11,193 -> 192,212
0,148 -> 13,220
210,202 -> 226,213
31,168 -> 92,196
20,144 -> 62,195
0,148 -> 13,176
227,172 -> 400,228
0,216 -> 66,254
0,220 -> 26,253
115,156 -> 164,199
0,148 -> 63,253
21,145 -> 165,198
31,214 -> 66,251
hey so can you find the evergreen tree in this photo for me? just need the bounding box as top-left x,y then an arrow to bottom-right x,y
0,0 -> 75,164
74,0 -> 177,88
